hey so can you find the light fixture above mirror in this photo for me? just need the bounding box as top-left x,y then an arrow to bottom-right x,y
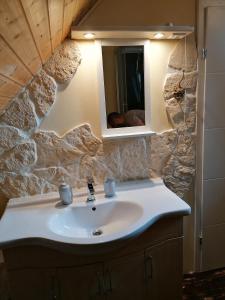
71,25 -> 194,40
83,32 -> 95,39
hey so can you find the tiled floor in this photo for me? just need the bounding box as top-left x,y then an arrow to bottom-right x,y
183,268 -> 225,300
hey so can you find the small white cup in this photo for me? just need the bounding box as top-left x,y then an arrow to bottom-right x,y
104,178 -> 116,197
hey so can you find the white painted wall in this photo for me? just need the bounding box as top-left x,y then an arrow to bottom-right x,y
40,41 -> 101,137
41,40 -> 175,137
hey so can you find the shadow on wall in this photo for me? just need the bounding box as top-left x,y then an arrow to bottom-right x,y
0,35 -> 197,200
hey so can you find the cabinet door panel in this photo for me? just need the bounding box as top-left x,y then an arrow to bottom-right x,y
57,263 -> 105,300
9,268 -> 55,300
105,251 -> 147,300
146,238 -> 183,300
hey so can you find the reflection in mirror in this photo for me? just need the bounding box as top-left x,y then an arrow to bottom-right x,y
102,45 -> 145,128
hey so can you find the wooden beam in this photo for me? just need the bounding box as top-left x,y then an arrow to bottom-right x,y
20,0 -> 52,63
0,75 -> 21,98
0,37 -> 32,85
48,0 -> 64,50
0,0 -> 42,75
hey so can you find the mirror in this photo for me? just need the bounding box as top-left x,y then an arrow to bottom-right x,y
97,40 -> 152,139
102,45 -> 145,128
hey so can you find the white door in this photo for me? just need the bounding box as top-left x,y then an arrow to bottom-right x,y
199,3 -> 225,271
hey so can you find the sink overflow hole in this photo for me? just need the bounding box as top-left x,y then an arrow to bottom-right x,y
92,229 -> 103,236
92,206 -> 96,211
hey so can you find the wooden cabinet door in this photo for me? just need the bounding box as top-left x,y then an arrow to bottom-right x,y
9,268 -> 55,300
145,238 -> 183,300
57,263 -> 105,300
105,251 -> 147,300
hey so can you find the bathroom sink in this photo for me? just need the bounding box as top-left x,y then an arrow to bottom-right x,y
0,179 -> 191,246
48,201 -> 143,239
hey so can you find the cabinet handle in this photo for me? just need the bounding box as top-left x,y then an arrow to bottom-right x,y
145,255 -> 153,281
96,271 -> 104,296
51,275 -> 58,300
104,269 -> 112,294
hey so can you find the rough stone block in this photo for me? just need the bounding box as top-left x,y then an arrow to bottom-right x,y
0,91 -> 38,132
78,154 -> 109,187
163,156 -> 194,197
33,130 -> 83,168
150,130 -> 177,177
34,166 -> 74,188
103,141 -> 121,180
44,39 -> 81,83
0,125 -> 24,154
169,34 -> 197,72
65,124 -> 102,156
28,70 -> 57,117
164,71 -> 198,100
0,140 -> 36,172
0,172 -> 54,198
119,138 -> 149,181
182,95 -> 196,133
165,98 -> 185,128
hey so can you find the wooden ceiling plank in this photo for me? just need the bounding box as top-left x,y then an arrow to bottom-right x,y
20,0 -> 52,64
62,0 -> 78,40
48,0 -> 64,51
0,0 -> 42,75
0,74 -> 21,98
0,36 -> 33,85
0,73 -> 23,87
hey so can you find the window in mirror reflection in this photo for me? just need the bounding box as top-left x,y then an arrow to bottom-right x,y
102,45 -> 145,128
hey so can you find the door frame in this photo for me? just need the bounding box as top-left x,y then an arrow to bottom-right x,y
195,0 -> 225,271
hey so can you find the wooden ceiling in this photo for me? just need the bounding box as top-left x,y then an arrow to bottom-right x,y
0,0 -> 97,111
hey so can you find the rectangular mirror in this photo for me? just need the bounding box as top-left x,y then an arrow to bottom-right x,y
96,40 -> 153,139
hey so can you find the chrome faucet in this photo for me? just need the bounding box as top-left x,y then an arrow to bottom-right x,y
87,177 -> 96,202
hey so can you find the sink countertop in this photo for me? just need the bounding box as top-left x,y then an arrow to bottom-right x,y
0,178 -> 191,247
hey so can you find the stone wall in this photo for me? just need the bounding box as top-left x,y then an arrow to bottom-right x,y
0,36 -> 197,200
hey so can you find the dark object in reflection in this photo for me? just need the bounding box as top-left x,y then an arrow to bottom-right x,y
107,110 -> 145,128
174,89 -> 185,101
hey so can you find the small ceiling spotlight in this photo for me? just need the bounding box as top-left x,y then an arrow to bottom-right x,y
154,32 -> 165,39
83,32 -> 95,39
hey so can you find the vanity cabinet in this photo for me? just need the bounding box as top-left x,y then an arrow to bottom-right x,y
145,238 -> 182,300
104,251 -> 146,300
8,268 -> 55,300
3,216 -> 184,300
57,263 -> 104,300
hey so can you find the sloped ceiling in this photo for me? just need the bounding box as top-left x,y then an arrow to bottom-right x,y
80,0 -> 196,26
0,0 -> 97,111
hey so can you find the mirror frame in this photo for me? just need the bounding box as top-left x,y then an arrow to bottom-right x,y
96,39 -> 154,139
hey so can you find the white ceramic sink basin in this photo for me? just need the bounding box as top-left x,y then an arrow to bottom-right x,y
49,201 -> 143,239
0,179 -> 191,246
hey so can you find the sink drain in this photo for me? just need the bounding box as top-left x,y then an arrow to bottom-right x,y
92,229 -> 103,236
